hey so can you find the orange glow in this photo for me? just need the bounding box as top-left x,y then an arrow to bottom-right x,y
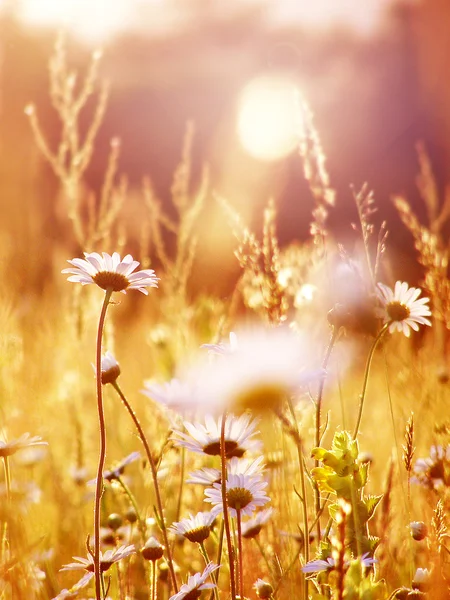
237,75 -> 302,162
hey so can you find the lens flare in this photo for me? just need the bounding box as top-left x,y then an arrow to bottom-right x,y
237,75 -> 302,162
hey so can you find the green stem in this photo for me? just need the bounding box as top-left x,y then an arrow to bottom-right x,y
94,288 -> 113,600
200,542 -> 219,600
314,327 -> 339,545
111,381 -> 178,593
350,479 -> 363,557
175,447 -> 185,523
209,519 -> 225,600
116,475 -> 147,543
352,323 -> 389,440
220,411 -> 236,600
285,401 -> 309,600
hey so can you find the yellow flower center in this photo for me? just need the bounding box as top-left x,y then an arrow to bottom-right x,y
203,440 -> 241,458
387,301 -> 410,322
184,526 -> 211,544
227,487 -> 253,511
234,383 -> 287,412
93,271 -> 129,292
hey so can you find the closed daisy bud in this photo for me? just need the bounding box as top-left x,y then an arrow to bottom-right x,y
412,567 -> 430,591
410,521 -> 428,541
254,578 -> 273,599
141,537 -> 165,562
107,513 -> 123,531
99,352 -> 121,385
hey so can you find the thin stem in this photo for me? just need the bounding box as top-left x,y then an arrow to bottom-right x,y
3,457 -> 11,503
314,327 -> 339,545
151,560 -> 156,600
200,542 -> 219,600
220,411 -> 236,600
175,447 -> 185,523
116,475 -> 147,543
111,381 -> 178,593
253,537 -> 273,576
236,510 -> 244,599
94,288 -> 113,600
352,323 -> 389,440
209,519 -> 225,600
350,480 -> 363,557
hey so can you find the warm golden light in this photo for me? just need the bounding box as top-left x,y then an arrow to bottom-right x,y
237,75 -> 302,162
17,0 -> 132,41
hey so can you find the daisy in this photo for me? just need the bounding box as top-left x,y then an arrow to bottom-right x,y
302,553 -> 376,574
241,507 -> 274,538
60,544 -> 135,573
377,281 -> 431,337
171,413 -> 262,459
51,572 -> 94,600
169,562 -> 219,600
184,326 -> 319,414
141,536 -> 165,561
99,351 -> 121,385
170,512 -> 216,544
413,445 -> 450,489
141,378 -> 197,415
62,251 -> 159,295
187,456 -> 265,486
205,473 -> 270,518
253,578 -> 274,599
87,452 -> 141,484
0,433 -> 47,458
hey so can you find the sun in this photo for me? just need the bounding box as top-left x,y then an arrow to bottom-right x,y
237,75 -> 303,162
16,0 -> 133,42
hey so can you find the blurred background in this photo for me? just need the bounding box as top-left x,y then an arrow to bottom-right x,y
0,0 -> 449,295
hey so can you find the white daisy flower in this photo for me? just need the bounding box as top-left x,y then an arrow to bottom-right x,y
241,507 -> 274,538
60,544 -> 135,573
51,572 -> 94,600
186,456 -> 265,486
169,511 -> 216,544
184,326 -> 319,414
187,467 -> 221,486
169,562 -> 219,600
0,433 -> 47,459
171,413 -> 262,459
141,378 -> 197,415
205,473 -> 270,517
62,251 -> 159,295
377,281 -> 431,337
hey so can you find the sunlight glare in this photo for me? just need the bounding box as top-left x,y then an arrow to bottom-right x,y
237,75 -> 302,162
18,0 -> 133,42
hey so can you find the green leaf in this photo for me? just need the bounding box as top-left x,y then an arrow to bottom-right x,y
365,495 -> 383,520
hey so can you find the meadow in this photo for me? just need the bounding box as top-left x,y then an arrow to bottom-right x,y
0,32 -> 449,600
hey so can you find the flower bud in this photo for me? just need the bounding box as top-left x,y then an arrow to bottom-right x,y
107,513 -> 123,531
410,521 -> 428,541
141,536 -> 164,562
254,578 -> 274,599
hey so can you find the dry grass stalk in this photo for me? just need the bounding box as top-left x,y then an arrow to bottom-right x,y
143,122 -> 208,301
26,32 -> 125,249
219,196 -> 288,324
351,184 -> 388,284
393,143 -> 450,330
297,96 -> 335,254
402,413 -> 415,474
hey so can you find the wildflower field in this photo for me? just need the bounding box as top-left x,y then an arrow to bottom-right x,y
1,5 -> 450,600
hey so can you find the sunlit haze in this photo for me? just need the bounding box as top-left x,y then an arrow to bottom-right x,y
237,75 -> 302,162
